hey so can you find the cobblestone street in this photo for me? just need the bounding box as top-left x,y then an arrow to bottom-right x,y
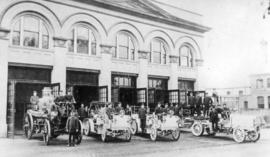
1,129 -> 269,157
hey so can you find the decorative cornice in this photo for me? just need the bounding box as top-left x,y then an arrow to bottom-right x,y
0,27 -> 10,40
138,50 -> 149,59
100,44 -> 114,54
169,55 -> 179,64
53,37 -> 68,48
195,59 -> 204,66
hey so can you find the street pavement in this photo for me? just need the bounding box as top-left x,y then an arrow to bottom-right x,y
0,129 -> 269,157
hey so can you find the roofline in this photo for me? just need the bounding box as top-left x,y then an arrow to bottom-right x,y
149,0 -> 203,17
71,0 -> 211,33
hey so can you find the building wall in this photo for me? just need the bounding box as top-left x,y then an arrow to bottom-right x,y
0,0 -> 207,137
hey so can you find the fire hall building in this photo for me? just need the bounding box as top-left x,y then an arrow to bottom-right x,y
0,0 -> 210,137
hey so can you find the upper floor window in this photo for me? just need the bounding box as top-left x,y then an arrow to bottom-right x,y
257,96 -> 264,109
67,24 -> 97,55
239,90 -> 244,96
256,79 -> 264,88
114,32 -> 136,60
11,15 -> 50,49
179,45 -> 193,67
267,78 -> 270,88
149,38 -> 168,64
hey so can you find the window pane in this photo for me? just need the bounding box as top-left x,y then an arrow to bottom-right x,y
42,35 -> 49,49
118,34 -> 128,46
24,17 -> 39,32
153,51 -> 161,64
42,23 -> 49,35
152,40 -> 160,52
77,26 -> 89,40
267,78 -> 270,88
12,31 -> 20,46
77,27 -> 89,54
131,49 -> 135,60
68,29 -> 74,52
91,43 -> 96,55
119,46 -> 128,59
23,31 -> 39,47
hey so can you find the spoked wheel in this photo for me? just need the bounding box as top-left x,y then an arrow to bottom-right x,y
247,130 -> 260,142
24,113 -> 33,140
191,122 -> 204,136
130,120 -> 137,135
43,119 -> 51,146
150,128 -> 157,141
233,127 -> 246,143
83,119 -> 91,136
172,129 -> 181,141
125,129 -> 132,142
101,129 -> 107,142
76,120 -> 83,145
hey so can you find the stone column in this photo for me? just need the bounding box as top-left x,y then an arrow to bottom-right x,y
51,37 -> 68,94
0,28 -> 10,137
168,55 -> 179,90
100,44 -> 113,101
137,50 -> 149,88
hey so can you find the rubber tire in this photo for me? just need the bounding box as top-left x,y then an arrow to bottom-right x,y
101,129 -> 107,142
76,120 -> 83,144
125,129 -> 132,142
130,120 -> 137,135
248,131 -> 260,142
24,113 -> 33,140
191,122 -> 204,136
172,129 -> 181,141
150,128 -> 157,141
83,120 -> 91,136
233,127 -> 246,143
43,119 -> 51,146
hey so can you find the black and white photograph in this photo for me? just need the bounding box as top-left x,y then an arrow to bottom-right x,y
0,0 -> 269,157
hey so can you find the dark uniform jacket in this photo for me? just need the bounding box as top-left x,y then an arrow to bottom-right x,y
125,108 -> 132,115
163,107 -> 169,114
154,107 -> 163,114
195,96 -> 202,107
106,107 -> 115,119
66,116 -> 80,133
115,106 -> 123,114
203,97 -> 213,108
138,108 -> 147,119
188,96 -> 196,106
78,107 -> 87,118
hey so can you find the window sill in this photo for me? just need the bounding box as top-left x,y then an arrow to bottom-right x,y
111,58 -> 138,64
67,52 -> 101,59
148,63 -> 170,67
9,45 -> 54,53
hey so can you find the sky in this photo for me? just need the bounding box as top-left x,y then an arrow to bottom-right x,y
155,0 -> 270,89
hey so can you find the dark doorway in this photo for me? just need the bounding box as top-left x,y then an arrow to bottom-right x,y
73,86 -> 98,108
14,83 -> 48,132
119,88 -> 136,107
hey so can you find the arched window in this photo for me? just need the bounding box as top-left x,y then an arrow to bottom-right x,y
149,38 -> 168,64
11,15 -> 50,49
179,45 -> 193,67
67,24 -> 97,55
114,32 -> 136,60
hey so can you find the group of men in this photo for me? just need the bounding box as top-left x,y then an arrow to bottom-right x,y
187,92 -> 213,117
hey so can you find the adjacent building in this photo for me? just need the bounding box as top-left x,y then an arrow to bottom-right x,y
0,0 -> 210,137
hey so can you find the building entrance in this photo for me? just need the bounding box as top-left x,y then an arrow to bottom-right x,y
72,86 -> 98,107
7,65 -> 52,136
111,74 -> 137,107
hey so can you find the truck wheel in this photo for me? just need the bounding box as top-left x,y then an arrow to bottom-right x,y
101,130 -> 107,142
130,120 -> 137,135
191,122 -> 204,136
150,128 -> 157,141
43,119 -> 51,146
233,127 -> 245,143
172,129 -> 181,141
125,129 -> 132,142
83,119 -> 91,136
248,130 -> 260,142
24,113 -> 33,140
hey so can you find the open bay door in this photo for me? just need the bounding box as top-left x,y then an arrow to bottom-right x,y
136,88 -> 147,112
168,90 -> 180,105
111,87 -> 119,104
50,83 -> 60,97
99,86 -> 108,102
